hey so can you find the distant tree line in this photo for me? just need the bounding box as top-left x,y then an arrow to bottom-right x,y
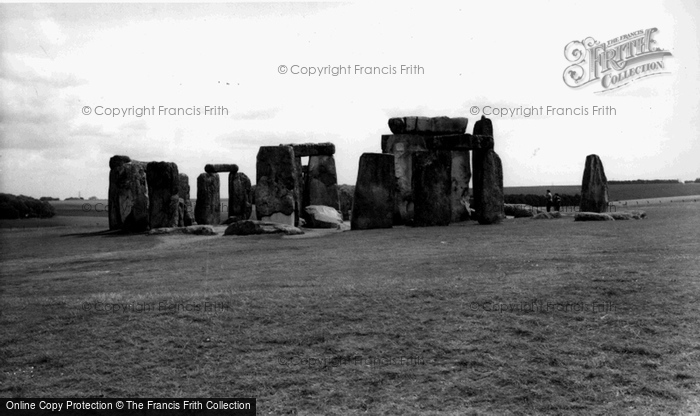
608,179 -> 681,185
683,178 -> 700,184
504,193 -> 580,207
0,193 -> 56,219
40,196 -> 60,201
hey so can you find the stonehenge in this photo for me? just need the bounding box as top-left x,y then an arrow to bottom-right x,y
378,115 -> 503,227
108,114 -> 507,233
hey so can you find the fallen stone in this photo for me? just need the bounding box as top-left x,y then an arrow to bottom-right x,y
228,172 -> 252,220
255,146 -> 298,225
412,151 -> 452,226
579,154 -> 609,213
472,148 -> 505,224
304,205 -> 344,229
575,212 -> 614,221
505,204 -> 534,218
532,211 -> 562,219
610,210 -> 647,220
147,225 -> 217,235
194,172 -> 221,225
146,161 -> 180,229
351,153 -> 395,230
205,164 -> 239,174
223,220 -> 304,236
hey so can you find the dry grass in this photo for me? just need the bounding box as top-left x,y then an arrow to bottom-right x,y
1,202 -> 699,415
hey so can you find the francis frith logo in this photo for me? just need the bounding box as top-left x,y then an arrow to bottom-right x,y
563,28 -> 672,93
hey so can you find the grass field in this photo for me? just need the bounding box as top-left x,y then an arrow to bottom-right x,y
1,200 -> 699,414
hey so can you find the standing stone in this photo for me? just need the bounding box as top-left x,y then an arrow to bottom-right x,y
255,146 -> 298,226
473,115 -> 493,137
304,155 -> 340,210
108,155 -> 132,230
195,173 -> 221,225
472,149 -> 504,224
579,154 -> 609,213
114,162 -> 149,232
412,151 -> 452,226
451,150 -> 471,222
178,173 -> 193,226
294,156 -> 304,221
351,153 -> 395,230
228,172 -> 252,221
381,135 -> 429,224
146,162 -> 180,229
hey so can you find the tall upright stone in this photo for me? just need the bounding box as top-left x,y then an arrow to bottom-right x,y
112,161 -> 149,232
451,151 -> 471,222
351,153 -> 395,230
228,171 -> 252,221
255,146 -> 298,226
304,155 -> 340,209
412,151 -> 452,226
108,155 -> 133,230
178,173 -> 193,226
146,162 -> 180,228
381,135 -> 429,223
195,172 -> 221,225
472,149 -> 505,224
579,154 -> 609,213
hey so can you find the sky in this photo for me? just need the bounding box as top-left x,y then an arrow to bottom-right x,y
1,1 -> 698,199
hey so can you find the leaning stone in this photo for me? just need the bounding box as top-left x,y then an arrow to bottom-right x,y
255,146 -> 298,225
351,153 -> 395,230
195,172 -> 221,225
412,151 -> 452,226
228,172 -> 252,220
223,220 -> 304,236
505,204 -> 534,218
146,161 -> 180,229
575,212 -> 614,221
472,149 -> 505,224
304,155 -> 340,209
205,164 -> 239,174
304,205 -> 344,229
579,154 -> 609,213
178,173 -> 193,226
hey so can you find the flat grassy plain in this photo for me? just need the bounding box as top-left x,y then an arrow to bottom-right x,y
1,200 -> 699,414
505,183 -> 700,202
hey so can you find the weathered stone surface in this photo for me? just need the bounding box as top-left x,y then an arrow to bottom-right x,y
304,155 -> 340,210
223,220 -> 304,236
351,153 -> 395,230
146,161 -> 180,229
388,116 -> 468,135
304,205 -> 344,229
205,164 -> 239,174
178,173 -> 193,226
505,204 -> 535,218
575,212 -> 614,221
282,142 -> 336,157
338,185 -> 354,221
532,211 -> 562,219
580,154 -> 609,213
381,135 -> 429,223
109,162 -> 149,232
382,134 -> 493,153
147,225 -> 217,235
228,171 -> 252,221
194,173 -> 220,225
109,155 -> 132,170
255,146 -> 298,226
412,151 -> 452,226
472,115 -> 493,136
609,211 -> 646,220
472,149 -> 505,224
451,151 -> 471,222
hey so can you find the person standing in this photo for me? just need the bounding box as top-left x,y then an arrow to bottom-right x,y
553,193 -> 561,211
546,189 -> 553,212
